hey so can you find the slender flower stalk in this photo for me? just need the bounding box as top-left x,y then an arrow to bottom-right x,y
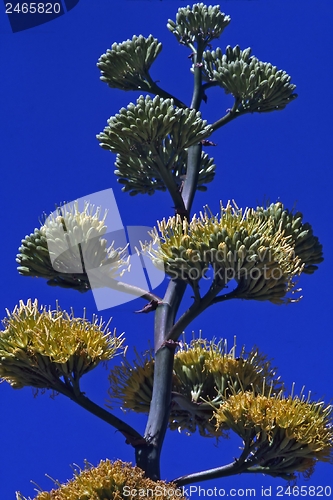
134,8 -> 213,475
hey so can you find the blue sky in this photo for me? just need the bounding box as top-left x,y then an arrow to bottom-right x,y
1,0 -> 333,498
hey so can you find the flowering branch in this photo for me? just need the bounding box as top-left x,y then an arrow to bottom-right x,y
173,460 -> 246,486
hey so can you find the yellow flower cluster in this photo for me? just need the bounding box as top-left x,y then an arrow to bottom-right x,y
0,299 -> 124,390
215,392 -> 333,479
144,201 -> 322,304
16,459 -> 186,500
108,337 -> 281,437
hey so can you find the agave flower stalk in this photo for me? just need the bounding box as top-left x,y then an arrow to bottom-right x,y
11,2 -> 328,489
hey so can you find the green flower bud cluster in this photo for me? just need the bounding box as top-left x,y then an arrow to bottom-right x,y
255,202 -> 323,274
115,144 -> 216,196
0,299 -> 124,391
144,201 -> 308,303
167,3 -> 231,48
97,95 -> 213,196
98,95 -> 212,153
97,35 -> 162,91
108,337 -> 282,437
202,45 -> 297,112
16,460 -> 186,500
215,392 -> 333,480
16,201 -> 129,292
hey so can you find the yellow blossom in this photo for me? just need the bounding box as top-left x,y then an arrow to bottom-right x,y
16,459 -> 186,500
0,299 -> 124,390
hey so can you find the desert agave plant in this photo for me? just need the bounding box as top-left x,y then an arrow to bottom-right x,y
1,3 -> 330,499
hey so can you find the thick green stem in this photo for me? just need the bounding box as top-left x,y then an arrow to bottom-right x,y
135,280 -> 186,478
211,100 -> 249,132
182,143 -> 202,216
173,438 -> 254,485
211,110 -> 239,132
135,37 -> 205,481
190,45 -> 204,110
154,280 -> 188,351
135,344 -> 176,480
212,289 -> 239,304
74,392 -> 143,443
151,144 -> 186,214
202,80 -> 219,92
182,47 -> 204,216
